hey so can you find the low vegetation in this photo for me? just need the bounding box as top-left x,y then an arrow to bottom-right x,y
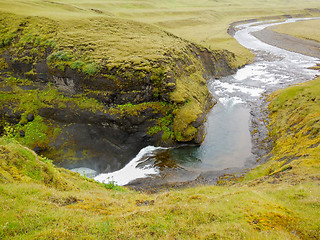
1,0 -> 319,149
272,19 -> 320,43
246,76 -> 320,182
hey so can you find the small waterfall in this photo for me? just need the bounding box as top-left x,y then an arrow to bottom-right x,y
94,146 -> 165,185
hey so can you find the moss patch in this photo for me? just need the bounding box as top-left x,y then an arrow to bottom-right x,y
0,137 -> 74,190
245,76 -> 320,181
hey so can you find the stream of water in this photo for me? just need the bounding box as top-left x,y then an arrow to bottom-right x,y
80,18 -> 320,186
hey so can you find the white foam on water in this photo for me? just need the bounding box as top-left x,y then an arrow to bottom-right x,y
94,146 -> 164,186
234,65 -> 266,81
219,97 -> 244,107
213,80 -> 264,97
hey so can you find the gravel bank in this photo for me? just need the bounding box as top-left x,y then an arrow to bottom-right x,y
252,26 -> 320,58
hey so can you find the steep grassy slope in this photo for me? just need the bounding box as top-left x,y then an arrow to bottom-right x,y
246,77 -> 320,182
1,1 -> 320,239
1,0 -> 319,162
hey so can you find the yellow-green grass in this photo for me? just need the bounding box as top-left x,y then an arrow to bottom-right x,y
246,76 -> 320,182
0,12 -> 193,72
272,19 -> 320,43
1,0 -> 320,66
1,133 -> 319,239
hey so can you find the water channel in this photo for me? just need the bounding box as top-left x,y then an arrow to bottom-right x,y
76,18 -> 320,186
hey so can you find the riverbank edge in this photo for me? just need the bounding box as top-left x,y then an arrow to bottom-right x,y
203,15 -> 320,183
252,26 -> 320,58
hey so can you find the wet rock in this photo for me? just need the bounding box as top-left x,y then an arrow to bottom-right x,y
0,107 -> 21,124
27,114 -> 34,122
19,130 -> 25,137
33,145 -> 42,153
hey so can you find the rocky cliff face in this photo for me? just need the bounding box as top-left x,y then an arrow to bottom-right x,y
0,13 -> 237,171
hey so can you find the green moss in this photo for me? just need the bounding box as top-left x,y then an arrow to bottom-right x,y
48,51 -> 72,62
0,57 -> 8,71
0,77 -> 107,114
0,137 -> 74,189
147,125 -> 162,135
0,2 -> 320,239
173,100 -> 202,142
161,126 -> 174,142
0,76 -> 113,151
70,60 -> 85,70
16,116 -> 49,148
82,63 -> 99,75
5,76 -> 33,86
146,109 -> 174,141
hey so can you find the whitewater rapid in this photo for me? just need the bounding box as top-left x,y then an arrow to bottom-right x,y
93,146 -> 165,185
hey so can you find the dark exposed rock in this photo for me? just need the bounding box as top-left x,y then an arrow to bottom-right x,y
27,114 -> 34,122
33,145 -> 43,153
0,107 -> 21,124
19,130 -> 25,137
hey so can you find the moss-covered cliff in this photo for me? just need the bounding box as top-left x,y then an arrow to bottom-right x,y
0,12 -> 237,165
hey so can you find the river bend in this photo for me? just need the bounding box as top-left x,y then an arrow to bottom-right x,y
79,18 -> 320,186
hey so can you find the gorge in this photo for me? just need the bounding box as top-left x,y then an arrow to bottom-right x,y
95,18 -> 320,187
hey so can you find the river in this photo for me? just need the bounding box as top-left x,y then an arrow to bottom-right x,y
77,18 -> 320,186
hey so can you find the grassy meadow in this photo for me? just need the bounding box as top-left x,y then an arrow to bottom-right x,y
1,0 -> 320,65
272,19 -> 320,43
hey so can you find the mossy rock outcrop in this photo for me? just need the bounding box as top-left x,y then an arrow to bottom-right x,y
0,12 -> 237,168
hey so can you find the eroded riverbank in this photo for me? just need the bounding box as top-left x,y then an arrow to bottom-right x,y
92,17 -> 320,190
